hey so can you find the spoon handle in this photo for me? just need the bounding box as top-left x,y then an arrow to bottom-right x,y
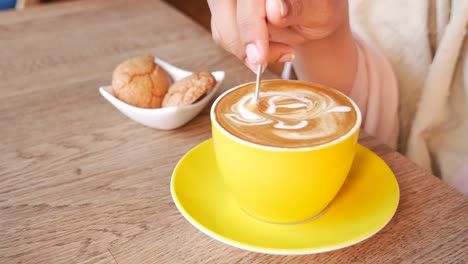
254,64 -> 263,104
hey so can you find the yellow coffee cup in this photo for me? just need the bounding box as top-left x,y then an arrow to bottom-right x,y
210,80 -> 362,223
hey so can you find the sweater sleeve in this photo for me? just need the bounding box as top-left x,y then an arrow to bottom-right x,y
349,36 -> 399,148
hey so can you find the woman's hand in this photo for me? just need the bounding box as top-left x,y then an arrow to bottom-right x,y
207,0 -> 349,72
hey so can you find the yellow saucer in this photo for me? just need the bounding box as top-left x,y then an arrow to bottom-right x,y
171,139 -> 399,255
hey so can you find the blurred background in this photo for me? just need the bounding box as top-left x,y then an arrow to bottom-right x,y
0,0 -> 211,23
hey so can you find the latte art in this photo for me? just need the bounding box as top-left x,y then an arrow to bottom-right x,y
226,90 -> 351,140
215,80 -> 357,148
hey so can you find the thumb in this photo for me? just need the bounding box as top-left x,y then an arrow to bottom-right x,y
266,0 -> 349,39
265,0 -> 305,28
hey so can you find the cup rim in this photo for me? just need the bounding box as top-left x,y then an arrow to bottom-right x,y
210,79 -> 362,152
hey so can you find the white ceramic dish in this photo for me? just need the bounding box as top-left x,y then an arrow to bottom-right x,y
99,58 -> 225,130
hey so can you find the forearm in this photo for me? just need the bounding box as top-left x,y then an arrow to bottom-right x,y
293,18 -> 358,95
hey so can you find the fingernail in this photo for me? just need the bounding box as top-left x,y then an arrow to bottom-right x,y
244,59 -> 257,72
246,43 -> 260,64
277,0 -> 288,17
278,53 -> 295,62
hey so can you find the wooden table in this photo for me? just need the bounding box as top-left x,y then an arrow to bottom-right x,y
1,1 -> 467,263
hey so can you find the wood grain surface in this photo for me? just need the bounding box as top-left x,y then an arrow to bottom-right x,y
0,1 -> 467,263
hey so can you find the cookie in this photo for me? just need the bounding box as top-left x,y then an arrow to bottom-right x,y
112,55 -> 171,108
162,72 -> 216,107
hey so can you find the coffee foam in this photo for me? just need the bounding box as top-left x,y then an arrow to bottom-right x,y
214,80 -> 357,148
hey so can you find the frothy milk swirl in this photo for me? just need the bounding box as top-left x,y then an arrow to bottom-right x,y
215,81 -> 357,148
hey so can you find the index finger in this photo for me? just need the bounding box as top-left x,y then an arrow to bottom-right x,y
208,0 -> 244,57
237,0 -> 269,67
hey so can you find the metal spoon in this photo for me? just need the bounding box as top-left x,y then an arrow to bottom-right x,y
254,64 -> 263,104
